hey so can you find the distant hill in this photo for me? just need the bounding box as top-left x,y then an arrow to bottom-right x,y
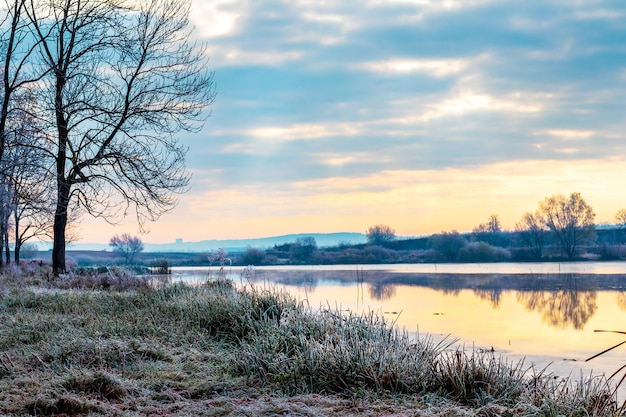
59,232 -> 368,253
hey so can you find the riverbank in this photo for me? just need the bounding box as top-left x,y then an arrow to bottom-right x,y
0,266 -> 621,416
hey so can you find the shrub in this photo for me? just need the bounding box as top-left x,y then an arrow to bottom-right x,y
243,247 -> 266,265
458,242 -> 511,263
429,231 -> 467,261
150,258 -> 171,275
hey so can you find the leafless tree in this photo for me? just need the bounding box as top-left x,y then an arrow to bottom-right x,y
539,192 -> 596,259
366,224 -> 396,246
515,211 -> 547,260
1,89 -> 60,263
1,0 -> 43,165
0,62 -> 52,265
19,0 -> 215,273
472,213 -> 508,246
0,175 -> 12,264
290,236 -> 317,262
110,233 -> 144,264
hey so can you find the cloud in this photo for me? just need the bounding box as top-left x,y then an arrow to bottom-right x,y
173,156 -> 626,241
541,130 -> 595,140
190,0 -> 242,39
358,58 -> 469,77
76,0 -> 626,243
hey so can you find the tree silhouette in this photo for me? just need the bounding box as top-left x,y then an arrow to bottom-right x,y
5,0 -> 216,273
539,192 -> 596,259
366,224 -> 396,246
515,211 -> 547,260
109,233 -> 144,264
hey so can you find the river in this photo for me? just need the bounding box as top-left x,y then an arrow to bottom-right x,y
171,262 -> 626,398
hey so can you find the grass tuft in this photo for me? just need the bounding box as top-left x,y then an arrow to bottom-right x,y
62,370 -> 129,400
433,348 -> 527,405
25,394 -> 102,416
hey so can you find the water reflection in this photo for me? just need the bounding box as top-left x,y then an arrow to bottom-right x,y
517,290 -> 597,330
617,292 -> 626,310
246,269 -> 626,332
368,282 -> 396,301
515,274 -> 598,330
473,288 -> 503,309
172,264 -> 626,391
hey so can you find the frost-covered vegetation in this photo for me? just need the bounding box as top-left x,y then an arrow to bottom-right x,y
0,266 -> 621,416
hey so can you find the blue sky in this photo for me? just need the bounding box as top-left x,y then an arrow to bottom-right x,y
83,0 -> 626,243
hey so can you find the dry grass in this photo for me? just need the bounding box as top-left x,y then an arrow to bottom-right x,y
0,268 -> 621,416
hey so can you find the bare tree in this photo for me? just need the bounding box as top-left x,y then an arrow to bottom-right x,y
20,0 -> 215,273
2,89 -> 59,263
473,213 -> 506,246
366,224 -> 396,246
0,61 -> 51,265
539,192 -> 596,259
614,208 -> 626,245
289,236 -> 317,263
515,211 -> 547,260
0,175 -> 11,264
110,233 -> 144,264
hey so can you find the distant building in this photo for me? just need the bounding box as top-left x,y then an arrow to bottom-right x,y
175,238 -> 183,244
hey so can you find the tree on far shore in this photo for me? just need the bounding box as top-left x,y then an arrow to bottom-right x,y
515,212 -> 547,260
366,224 -> 396,246
429,230 -> 467,261
110,233 -> 144,264
539,192 -> 595,259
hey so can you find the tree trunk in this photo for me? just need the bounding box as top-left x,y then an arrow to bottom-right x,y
4,230 -> 11,265
52,60 -> 69,275
14,242 -> 20,264
13,212 -> 19,263
52,182 -> 70,274
0,217 -> 4,269
4,228 -> 9,265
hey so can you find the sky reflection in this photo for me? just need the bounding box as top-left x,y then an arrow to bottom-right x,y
172,264 -> 626,387
238,268 -> 626,386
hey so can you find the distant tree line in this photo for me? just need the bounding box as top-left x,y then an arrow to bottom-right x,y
222,192 -> 626,266
57,191 -> 626,268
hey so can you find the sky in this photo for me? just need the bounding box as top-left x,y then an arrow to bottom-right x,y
81,0 -> 626,244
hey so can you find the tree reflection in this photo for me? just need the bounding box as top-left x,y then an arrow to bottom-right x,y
368,282 -> 396,301
616,292 -> 626,311
516,276 -> 597,329
273,273 -> 318,293
473,288 -> 502,309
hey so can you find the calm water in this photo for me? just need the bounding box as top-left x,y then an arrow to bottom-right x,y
171,262 -> 626,394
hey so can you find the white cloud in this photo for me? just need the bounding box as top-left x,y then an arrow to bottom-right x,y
574,9 -> 623,20
207,46 -> 304,67
367,0 -> 493,11
359,58 -> 468,77
247,122 -> 362,142
189,0 -> 242,39
385,90 -> 543,126
316,152 -> 392,167
542,130 -> 595,140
